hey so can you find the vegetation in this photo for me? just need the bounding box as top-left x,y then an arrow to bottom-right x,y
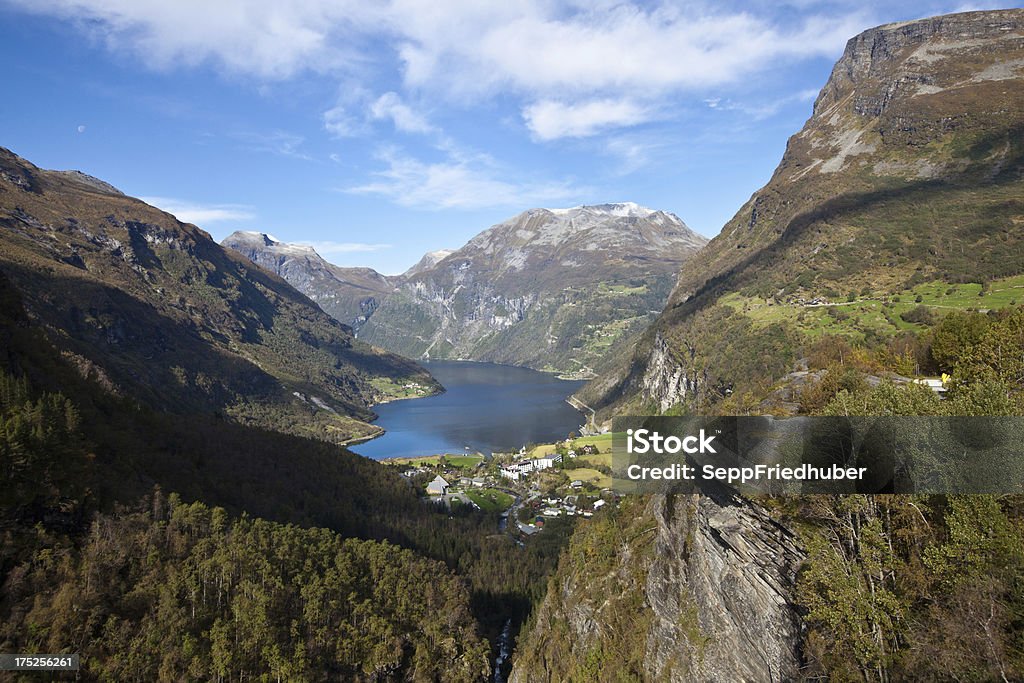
464,488 -> 514,513
0,277 -> 569,679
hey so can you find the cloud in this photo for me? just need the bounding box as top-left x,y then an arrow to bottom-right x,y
523,99 -> 653,140
295,241 -> 391,255
323,104 -> 359,138
140,196 -> 255,225
369,92 -> 435,134
4,0 -> 380,79
393,3 -> 869,98
231,130 -> 312,160
347,147 -> 582,210
704,88 -> 821,120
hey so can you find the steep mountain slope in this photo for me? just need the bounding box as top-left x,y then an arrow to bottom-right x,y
0,148 -> 437,442
222,231 -> 396,333
360,203 -> 707,376
513,10 -> 1024,683
581,8 -> 1024,416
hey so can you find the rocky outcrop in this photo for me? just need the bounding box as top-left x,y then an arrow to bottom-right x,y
644,494 -> 804,681
640,333 -> 701,413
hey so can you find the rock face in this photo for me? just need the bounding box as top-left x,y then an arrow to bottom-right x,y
0,147 -> 437,442
222,231 -> 395,333
359,203 -> 706,376
510,493 -> 804,682
582,9 -> 1024,418
643,494 -> 804,681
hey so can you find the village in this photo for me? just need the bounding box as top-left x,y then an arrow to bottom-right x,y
385,433 -> 618,538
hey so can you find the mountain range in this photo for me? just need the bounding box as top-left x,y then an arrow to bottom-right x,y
227,202 -> 707,377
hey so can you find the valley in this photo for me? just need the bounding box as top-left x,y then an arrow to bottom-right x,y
1,5 -> 1024,682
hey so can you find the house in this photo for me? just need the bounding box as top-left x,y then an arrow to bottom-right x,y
543,508 -> 561,517
593,499 -> 607,509
426,475 -> 450,496
471,477 -> 487,487
570,480 -> 583,488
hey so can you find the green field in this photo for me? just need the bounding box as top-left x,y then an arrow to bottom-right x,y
383,453 -> 485,468
465,488 -> 514,513
369,377 -> 433,401
719,274 -> 1024,342
530,433 -> 614,458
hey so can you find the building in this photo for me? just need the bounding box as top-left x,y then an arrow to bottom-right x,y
426,475 -> 450,496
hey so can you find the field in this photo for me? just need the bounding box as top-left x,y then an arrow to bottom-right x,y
464,488 -> 514,513
530,433 -> 614,458
719,274 -> 1024,343
565,468 -> 612,490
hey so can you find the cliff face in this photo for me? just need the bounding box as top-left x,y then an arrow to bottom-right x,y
580,8 -> 1024,419
360,204 -> 706,376
510,494 -> 804,682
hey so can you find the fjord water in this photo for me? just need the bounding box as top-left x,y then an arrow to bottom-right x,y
351,361 -> 586,460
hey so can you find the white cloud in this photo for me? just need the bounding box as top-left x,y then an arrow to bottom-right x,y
523,99 -> 653,140
295,241 -> 391,255
369,92 -> 435,134
323,105 -> 359,138
5,0 -> 380,79
12,1 -> 875,140
347,147 -> 581,210
141,196 -> 255,225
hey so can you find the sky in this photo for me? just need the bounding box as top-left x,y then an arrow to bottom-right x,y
0,1 -> 1009,274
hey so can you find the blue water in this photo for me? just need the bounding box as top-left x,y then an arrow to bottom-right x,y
351,361 -> 586,460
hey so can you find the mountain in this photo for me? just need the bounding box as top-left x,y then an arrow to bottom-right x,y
403,248 -> 455,277
513,10 -> 1024,683
222,231 -> 396,333
0,148 -> 438,443
579,8 -> 1024,417
359,203 -> 707,376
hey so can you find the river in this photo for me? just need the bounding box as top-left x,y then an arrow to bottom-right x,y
351,360 -> 587,460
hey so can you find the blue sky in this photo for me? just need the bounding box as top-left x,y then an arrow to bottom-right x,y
0,1 -> 1007,274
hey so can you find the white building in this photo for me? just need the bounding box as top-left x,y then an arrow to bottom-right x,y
426,475 -> 450,496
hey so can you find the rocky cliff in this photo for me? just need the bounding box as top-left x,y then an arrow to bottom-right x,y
360,203 -> 706,376
511,493 -> 804,682
580,8 -> 1024,419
